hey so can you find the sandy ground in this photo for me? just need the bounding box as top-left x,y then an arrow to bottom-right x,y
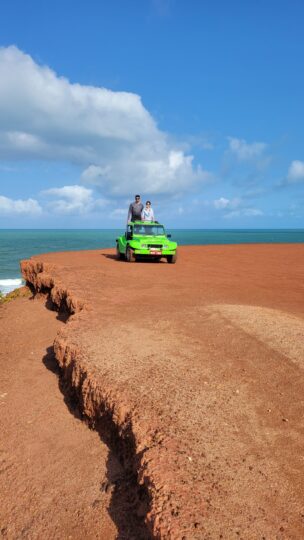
3,243 -> 304,538
0,295 -> 146,539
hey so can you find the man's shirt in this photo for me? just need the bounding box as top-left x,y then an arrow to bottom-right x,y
128,202 -> 144,221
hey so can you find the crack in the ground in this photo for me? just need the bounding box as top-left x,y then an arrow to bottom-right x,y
25,270 -> 153,538
43,338 -> 152,539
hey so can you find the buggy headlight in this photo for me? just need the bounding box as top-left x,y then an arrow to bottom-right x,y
163,245 -> 169,249
141,244 -> 148,248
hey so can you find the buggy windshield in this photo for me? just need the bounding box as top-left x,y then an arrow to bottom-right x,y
133,224 -> 165,236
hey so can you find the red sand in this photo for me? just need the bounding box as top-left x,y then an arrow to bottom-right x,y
2,243 -> 304,538
0,295 -> 123,538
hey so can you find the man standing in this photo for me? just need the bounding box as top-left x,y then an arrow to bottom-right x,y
127,194 -> 144,222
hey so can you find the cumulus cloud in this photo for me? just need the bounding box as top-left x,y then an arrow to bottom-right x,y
43,185 -> 107,214
0,46 -> 210,196
81,150 -> 212,195
287,160 -> 304,183
228,137 -> 267,161
213,196 -> 262,219
0,195 -> 42,215
213,197 -> 241,210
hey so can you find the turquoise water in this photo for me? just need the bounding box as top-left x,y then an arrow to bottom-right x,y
0,229 -> 303,293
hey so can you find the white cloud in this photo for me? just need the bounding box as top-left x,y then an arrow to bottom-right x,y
81,164 -> 112,185
287,160 -> 304,183
81,150 -> 212,195
43,185 -> 107,214
243,208 -> 263,216
228,137 -> 267,161
180,134 -> 214,151
213,196 -> 263,219
224,208 -> 263,219
0,195 -> 42,215
214,197 -> 230,209
213,197 -> 241,210
0,46 -> 210,196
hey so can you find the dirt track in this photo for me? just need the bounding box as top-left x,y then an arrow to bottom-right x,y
2,244 -> 304,538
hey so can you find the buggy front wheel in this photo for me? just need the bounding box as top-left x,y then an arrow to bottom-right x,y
167,253 -> 177,264
126,247 -> 136,262
116,243 -> 124,260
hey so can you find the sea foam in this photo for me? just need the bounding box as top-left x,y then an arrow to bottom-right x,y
0,278 -> 23,295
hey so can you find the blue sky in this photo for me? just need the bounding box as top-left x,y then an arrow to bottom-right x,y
0,0 -> 303,228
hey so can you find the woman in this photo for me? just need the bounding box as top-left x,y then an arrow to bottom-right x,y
141,200 -> 155,221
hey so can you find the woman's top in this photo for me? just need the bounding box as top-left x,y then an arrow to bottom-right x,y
141,207 -> 155,221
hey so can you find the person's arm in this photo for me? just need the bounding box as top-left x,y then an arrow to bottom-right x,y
141,208 -> 145,220
127,203 -> 132,223
151,209 -> 155,221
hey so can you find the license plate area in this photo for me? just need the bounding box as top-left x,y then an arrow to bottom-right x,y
150,249 -> 161,255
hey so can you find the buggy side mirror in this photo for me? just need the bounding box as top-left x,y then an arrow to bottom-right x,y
126,231 -> 133,240
167,234 -> 171,238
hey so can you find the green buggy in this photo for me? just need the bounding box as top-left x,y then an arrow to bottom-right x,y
116,221 -> 177,263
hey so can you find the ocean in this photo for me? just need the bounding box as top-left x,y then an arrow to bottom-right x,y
0,228 -> 303,294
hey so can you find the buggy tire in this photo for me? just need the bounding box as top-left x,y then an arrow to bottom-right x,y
126,246 -> 136,262
116,243 -> 124,260
167,253 -> 177,264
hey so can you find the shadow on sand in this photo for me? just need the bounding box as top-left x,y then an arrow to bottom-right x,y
26,282 -> 70,323
43,346 -> 151,540
44,296 -> 70,322
102,253 -> 166,264
102,254 -> 121,261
